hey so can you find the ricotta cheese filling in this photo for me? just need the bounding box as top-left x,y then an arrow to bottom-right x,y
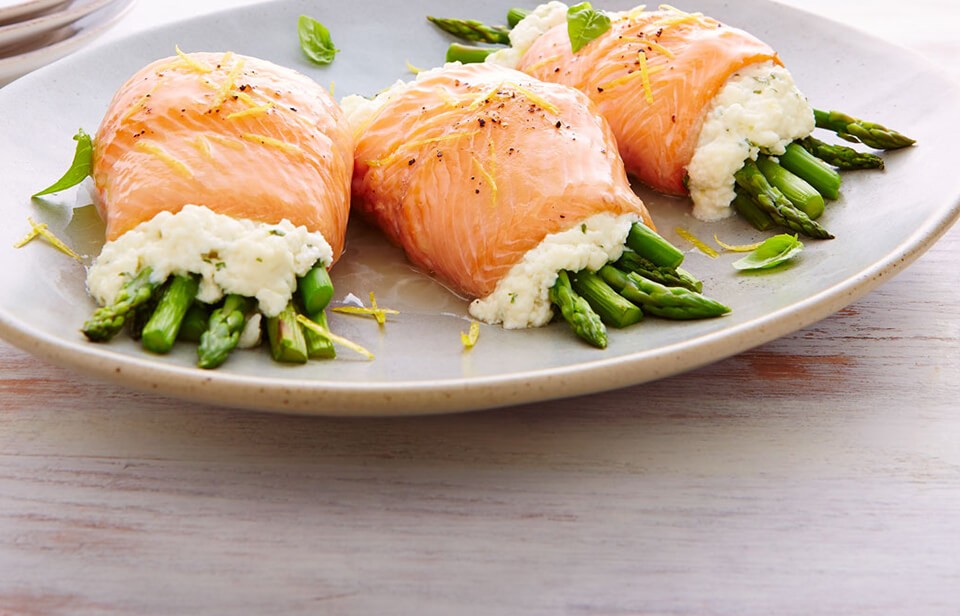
686,61 -> 814,221
486,1 -> 569,69
469,212 -> 637,329
86,204 -> 332,318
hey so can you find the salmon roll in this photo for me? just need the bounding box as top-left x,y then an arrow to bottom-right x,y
87,50 -> 352,316
490,2 -> 814,222
345,62 -> 654,330
82,51 -> 353,366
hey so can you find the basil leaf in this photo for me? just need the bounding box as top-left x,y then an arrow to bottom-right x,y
732,234 -> 804,271
567,2 -> 611,53
32,128 -> 93,198
298,15 -> 340,65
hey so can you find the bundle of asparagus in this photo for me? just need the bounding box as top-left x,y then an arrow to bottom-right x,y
550,222 -> 730,348
83,264 -> 339,369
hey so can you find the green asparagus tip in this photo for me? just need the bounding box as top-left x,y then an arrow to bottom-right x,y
82,268 -> 160,342
550,270 -> 608,349
813,108 -> 916,150
446,43 -> 496,64
427,16 -> 512,45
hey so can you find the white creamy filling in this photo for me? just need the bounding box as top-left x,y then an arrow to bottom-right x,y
486,1 -> 569,69
469,212 -> 637,329
86,204 -> 332,318
687,62 -> 814,221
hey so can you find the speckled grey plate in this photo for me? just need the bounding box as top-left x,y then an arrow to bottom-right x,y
0,0 -> 958,416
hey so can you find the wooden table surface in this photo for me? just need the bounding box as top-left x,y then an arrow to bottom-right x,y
2,1 -> 958,614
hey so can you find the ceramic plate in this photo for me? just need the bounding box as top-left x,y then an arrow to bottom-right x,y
0,0 -> 121,50
0,0 -> 958,416
0,0 -> 132,86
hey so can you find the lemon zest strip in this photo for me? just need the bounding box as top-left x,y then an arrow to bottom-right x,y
714,235 -> 765,253
461,321 -> 481,349
135,140 -> 193,178
14,217 -> 83,261
675,227 -> 719,258
174,45 -> 213,73
296,315 -> 375,360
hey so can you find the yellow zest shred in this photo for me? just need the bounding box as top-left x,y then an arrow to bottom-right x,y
210,57 -> 246,110
471,155 -> 498,208
468,80 -> 560,114
597,64 -> 664,94
674,227 -> 719,258
622,36 -> 675,59
511,83 -> 559,115
241,133 -> 303,157
296,314 -> 375,360
135,140 -> 193,178
207,133 -> 244,150
174,45 -> 213,73
120,81 -> 163,123
226,102 -> 274,121
433,86 -> 460,108
714,235 -> 764,253
366,130 -> 480,167
654,5 -> 715,29
406,60 -> 424,75
233,91 -> 258,107
332,292 -> 399,326
627,4 -> 647,18
525,54 -> 564,73
461,321 -> 481,349
468,81 -> 505,111
14,217 -> 83,261
190,134 -> 214,159
637,51 -> 654,103
329,80 -> 335,98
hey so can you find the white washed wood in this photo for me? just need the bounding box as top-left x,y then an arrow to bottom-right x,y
1,1 -> 958,614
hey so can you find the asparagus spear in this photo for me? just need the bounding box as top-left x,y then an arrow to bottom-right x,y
266,302 -> 309,364
298,265 -> 334,315
570,269 -> 644,328
625,222 -> 685,269
302,309 -> 336,360
295,265 -> 336,359
813,109 -> 915,150
797,136 -> 884,170
734,160 -> 834,240
507,8 -> 530,28
598,265 -> 730,320
755,155 -> 825,220
197,295 -> 256,369
778,142 -> 842,200
82,268 -> 161,342
126,293 -> 160,341
445,43 -> 497,64
549,270 -> 607,349
177,303 -> 212,343
615,249 -> 703,293
731,187 -> 776,232
428,16 -> 512,44
141,275 -> 200,354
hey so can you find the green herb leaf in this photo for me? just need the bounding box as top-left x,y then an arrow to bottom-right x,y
567,2 -> 611,53
732,234 -> 804,271
298,15 -> 339,65
32,128 -> 93,198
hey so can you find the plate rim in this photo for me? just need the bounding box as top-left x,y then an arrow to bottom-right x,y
0,0 -> 958,416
